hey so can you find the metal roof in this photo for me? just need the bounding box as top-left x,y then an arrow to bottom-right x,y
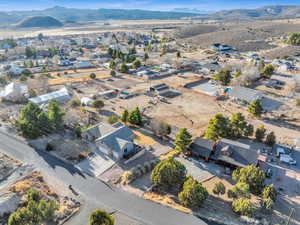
29,87 -> 71,105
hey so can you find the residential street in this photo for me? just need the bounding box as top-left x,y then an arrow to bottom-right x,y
0,131 -> 207,225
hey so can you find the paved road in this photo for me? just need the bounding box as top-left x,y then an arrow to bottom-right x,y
0,131 -> 207,225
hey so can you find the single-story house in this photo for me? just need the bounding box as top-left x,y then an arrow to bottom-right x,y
228,86 -> 263,104
150,83 -> 170,93
83,122 -> 136,160
211,43 -> 232,52
29,87 -> 71,105
73,61 -> 95,69
9,65 -> 23,75
211,139 -> 259,168
189,137 -> 216,161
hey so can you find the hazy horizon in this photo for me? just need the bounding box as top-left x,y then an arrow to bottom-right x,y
0,0 -> 299,12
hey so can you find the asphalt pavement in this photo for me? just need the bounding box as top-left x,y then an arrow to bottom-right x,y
0,131 -> 208,225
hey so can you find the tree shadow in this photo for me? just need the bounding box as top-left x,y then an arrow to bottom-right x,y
35,149 -> 86,178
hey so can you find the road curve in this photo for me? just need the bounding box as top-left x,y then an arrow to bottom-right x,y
0,131 -> 207,225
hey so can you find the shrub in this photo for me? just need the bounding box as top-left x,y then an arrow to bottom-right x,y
213,68 -> 231,85
89,209 -> 114,225
151,158 -> 186,190
178,176 -> 208,209
228,182 -> 250,199
265,131 -> 276,146
132,166 -> 142,177
108,115 -> 119,124
90,73 -> 96,79
261,64 -> 274,78
232,165 -> 265,194
144,161 -> 152,172
262,184 -> 277,201
136,164 -> 144,175
287,32 -> 300,45
232,198 -> 254,217
26,188 -> 40,202
122,170 -> 135,184
92,99 -> 104,109
248,99 -> 263,117
255,125 -> 266,142
261,197 -> 274,210
213,181 -> 226,196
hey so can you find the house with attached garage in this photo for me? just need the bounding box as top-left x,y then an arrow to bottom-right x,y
83,122 -> 136,160
188,137 -> 259,169
228,86 -> 263,105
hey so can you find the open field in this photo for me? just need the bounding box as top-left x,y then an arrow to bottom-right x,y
176,20 -> 300,52
0,19 -> 191,39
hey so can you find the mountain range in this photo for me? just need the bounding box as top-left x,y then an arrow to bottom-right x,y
1,5 -> 300,28
201,5 -> 300,20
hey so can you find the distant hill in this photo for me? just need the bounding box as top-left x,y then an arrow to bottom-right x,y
0,6 -> 198,27
172,8 -> 214,14
197,5 -> 300,20
16,16 -> 63,28
2,5 -> 300,28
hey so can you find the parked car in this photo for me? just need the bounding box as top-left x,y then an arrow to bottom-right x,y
280,154 -> 297,165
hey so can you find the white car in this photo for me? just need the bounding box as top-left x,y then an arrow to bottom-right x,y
280,154 -> 297,165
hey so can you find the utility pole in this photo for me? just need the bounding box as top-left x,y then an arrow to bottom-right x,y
286,208 -> 295,225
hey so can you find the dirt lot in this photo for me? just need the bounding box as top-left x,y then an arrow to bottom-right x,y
177,20 -> 300,52
5,171 -> 80,224
145,91 -> 222,136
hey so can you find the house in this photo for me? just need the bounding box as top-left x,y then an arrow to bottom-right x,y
29,87 -> 71,105
9,65 -> 23,76
81,97 -> 93,106
212,139 -> 259,168
83,122 -> 136,160
189,137 -> 216,161
211,43 -> 232,52
228,86 -> 263,104
200,62 -> 221,74
73,61 -> 94,69
150,83 -> 169,93
150,83 -> 181,98
0,82 -> 28,102
272,59 -> 294,72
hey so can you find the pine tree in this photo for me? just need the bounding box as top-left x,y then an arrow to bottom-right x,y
255,125 -> 266,142
248,99 -> 263,117
128,107 -> 142,126
175,128 -> 192,151
48,100 -> 64,130
265,131 -> 276,146
121,109 -> 129,123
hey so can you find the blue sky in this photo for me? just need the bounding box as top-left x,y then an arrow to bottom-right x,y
0,0 -> 300,11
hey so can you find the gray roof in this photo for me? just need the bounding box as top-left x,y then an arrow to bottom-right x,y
228,86 -> 262,103
212,138 -> 258,168
190,137 -> 215,158
94,123 -> 134,153
85,123 -> 116,139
